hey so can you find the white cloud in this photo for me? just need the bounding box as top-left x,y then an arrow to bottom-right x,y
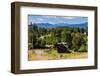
37,18 -> 44,21
64,17 -> 75,19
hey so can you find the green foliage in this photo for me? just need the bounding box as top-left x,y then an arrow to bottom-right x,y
79,44 -> 87,52
50,32 -> 56,44
40,39 -> 46,47
28,22 -> 88,52
50,49 -> 58,57
28,31 -> 33,43
61,29 -> 67,42
72,32 -> 82,51
55,29 -> 62,43
65,31 -> 72,48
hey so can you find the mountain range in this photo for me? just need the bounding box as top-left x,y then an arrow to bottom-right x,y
30,22 -> 88,29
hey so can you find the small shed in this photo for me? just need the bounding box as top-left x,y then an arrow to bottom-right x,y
55,42 -> 71,53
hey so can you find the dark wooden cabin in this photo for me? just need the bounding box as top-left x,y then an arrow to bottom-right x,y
55,42 -> 71,53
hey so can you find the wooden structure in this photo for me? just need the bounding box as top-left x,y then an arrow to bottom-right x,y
55,42 -> 71,53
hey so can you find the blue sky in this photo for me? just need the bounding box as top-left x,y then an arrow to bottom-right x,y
28,15 -> 88,25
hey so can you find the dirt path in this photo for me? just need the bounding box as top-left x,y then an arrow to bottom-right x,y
28,50 -> 88,61
28,49 -> 49,60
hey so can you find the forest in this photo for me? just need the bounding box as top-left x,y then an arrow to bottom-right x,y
28,22 -> 88,60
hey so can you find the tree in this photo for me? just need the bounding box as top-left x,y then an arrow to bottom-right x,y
40,39 -> 46,47
66,31 -> 72,48
50,32 -> 56,45
80,28 -> 85,33
32,34 -> 37,48
61,30 -> 72,48
55,29 -> 61,43
72,32 -> 82,51
28,31 -> 33,43
61,29 -> 67,42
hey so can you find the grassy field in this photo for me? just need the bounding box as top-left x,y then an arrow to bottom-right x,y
28,49 -> 88,61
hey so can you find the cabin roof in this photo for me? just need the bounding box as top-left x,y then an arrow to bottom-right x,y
57,42 -> 68,48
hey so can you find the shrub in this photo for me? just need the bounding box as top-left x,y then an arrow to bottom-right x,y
79,44 -> 87,52
50,48 -> 58,57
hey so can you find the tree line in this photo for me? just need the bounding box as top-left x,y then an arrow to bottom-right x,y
28,23 -> 88,52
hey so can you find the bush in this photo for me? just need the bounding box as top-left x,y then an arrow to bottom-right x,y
79,44 -> 87,52
50,49 -> 58,57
